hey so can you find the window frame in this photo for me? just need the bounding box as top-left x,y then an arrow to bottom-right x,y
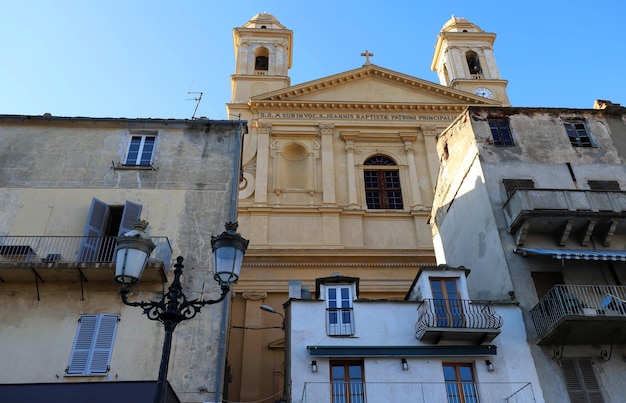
363,155 -> 404,210
330,360 -> 365,403
66,314 -> 120,376
325,284 -> 355,336
488,118 -> 514,146
124,133 -> 157,166
563,120 -> 597,148
430,278 -> 465,328
443,362 -> 479,403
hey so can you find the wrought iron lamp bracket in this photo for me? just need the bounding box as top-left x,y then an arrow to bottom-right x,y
120,256 -> 230,330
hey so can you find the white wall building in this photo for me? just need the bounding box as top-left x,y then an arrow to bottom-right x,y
284,267 -> 543,403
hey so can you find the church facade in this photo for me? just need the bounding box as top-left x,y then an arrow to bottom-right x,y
226,13 -> 510,402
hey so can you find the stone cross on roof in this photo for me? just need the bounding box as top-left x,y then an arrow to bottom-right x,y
360,50 -> 374,66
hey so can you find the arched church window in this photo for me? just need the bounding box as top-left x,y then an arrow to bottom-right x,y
466,51 -> 482,75
363,155 -> 403,210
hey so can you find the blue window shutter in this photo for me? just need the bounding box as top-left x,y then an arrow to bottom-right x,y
67,315 -> 98,374
78,198 -> 110,262
117,201 -> 142,236
89,314 -> 119,374
67,314 -> 119,375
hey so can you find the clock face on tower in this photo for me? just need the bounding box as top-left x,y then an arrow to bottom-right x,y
474,87 -> 494,99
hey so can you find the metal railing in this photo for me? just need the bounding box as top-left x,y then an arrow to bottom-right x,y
300,381 -> 535,403
326,308 -> 355,336
0,235 -> 172,268
416,299 -> 503,338
531,284 -> 626,337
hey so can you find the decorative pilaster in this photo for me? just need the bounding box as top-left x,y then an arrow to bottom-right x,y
400,133 -> 423,208
422,128 -> 439,186
254,121 -> 271,204
320,124 -> 336,205
343,136 -> 359,209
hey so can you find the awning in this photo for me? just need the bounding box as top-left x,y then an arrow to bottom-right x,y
514,248 -> 626,261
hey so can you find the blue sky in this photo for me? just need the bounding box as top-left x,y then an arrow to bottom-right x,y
1,1 -> 624,120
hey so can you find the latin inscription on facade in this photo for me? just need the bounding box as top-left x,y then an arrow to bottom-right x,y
258,112 -> 455,121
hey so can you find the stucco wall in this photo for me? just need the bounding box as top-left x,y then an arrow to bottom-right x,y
0,116 -> 243,403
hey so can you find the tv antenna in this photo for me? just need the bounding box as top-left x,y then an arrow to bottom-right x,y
187,91 -> 203,119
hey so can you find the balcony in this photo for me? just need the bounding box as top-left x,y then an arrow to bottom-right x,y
415,299 -> 502,344
502,189 -> 626,246
0,235 -> 171,284
531,285 -> 626,345
299,381 -> 535,403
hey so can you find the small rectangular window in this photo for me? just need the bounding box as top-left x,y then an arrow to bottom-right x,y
588,180 -> 620,191
326,285 -> 354,336
125,134 -> 156,166
564,121 -> 596,148
67,314 -> 119,375
503,179 -> 535,198
488,119 -> 514,146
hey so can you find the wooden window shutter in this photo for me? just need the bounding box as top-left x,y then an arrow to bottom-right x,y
78,198 -> 110,262
561,358 -> 604,403
67,314 -> 119,375
117,201 -> 143,236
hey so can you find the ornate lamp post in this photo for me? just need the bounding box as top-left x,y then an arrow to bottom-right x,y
115,221 -> 249,403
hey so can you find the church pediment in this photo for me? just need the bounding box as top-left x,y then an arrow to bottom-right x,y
249,65 -> 499,107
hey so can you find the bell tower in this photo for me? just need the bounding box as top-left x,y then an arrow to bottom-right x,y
431,16 -> 510,105
229,13 -> 293,106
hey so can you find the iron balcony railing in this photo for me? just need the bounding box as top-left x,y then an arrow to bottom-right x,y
415,299 -> 503,339
0,235 -> 172,268
300,381 -> 535,403
531,284 -> 626,338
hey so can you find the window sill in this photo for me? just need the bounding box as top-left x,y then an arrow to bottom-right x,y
111,162 -> 158,171
64,373 -> 108,377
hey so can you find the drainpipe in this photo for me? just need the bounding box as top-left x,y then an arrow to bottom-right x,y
213,119 -> 246,402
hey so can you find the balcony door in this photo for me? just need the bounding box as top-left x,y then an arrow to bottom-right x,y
330,360 -> 365,403
443,363 -> 478,403
431,278 -> 464,328
78,198 -> 142,262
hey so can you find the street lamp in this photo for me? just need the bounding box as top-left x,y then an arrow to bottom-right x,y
260,304 -> 285,330
115,220 -> 249,403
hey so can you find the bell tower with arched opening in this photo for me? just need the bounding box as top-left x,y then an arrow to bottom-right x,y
229,13 -> 293,106
431,16 -> 510,105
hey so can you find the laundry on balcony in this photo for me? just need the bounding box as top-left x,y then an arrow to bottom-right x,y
601,294 -> 626,313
